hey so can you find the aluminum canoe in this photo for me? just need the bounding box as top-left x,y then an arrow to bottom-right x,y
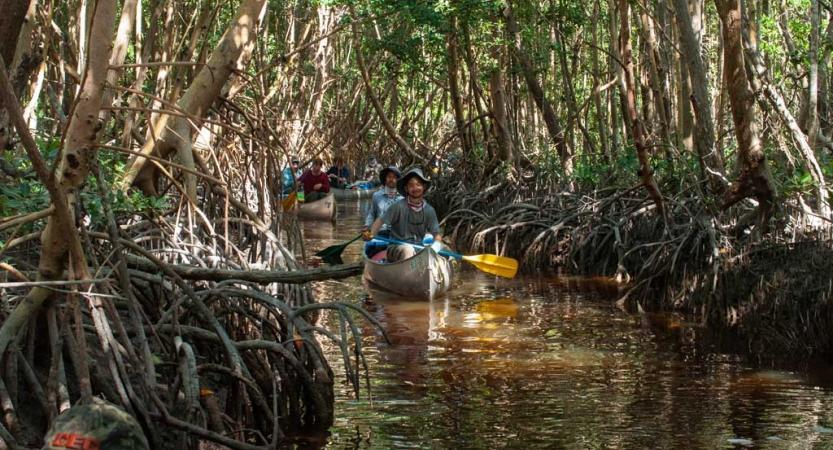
362,245 -> 455,300
297,193 -> 337,222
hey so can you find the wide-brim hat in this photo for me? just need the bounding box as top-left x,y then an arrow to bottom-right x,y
379,166 -> 401,183
396,167 -> 432,196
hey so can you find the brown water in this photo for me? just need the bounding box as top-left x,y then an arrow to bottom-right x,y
299,200 -> 833,450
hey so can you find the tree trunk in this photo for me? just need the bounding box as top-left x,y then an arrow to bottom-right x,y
350,10 -> 422,162
0,0 -> 37,156
125,0 -> 268,199
447,20 -> 473,156
0,0 -> 120,385
671,0 -> 726,194
741,14 -> 830,219
714,0 -> 778,232
486,15 -> 515,173
501,1 -> 570,173
638,8 -> 672,149
619,0 -> 667,219
805,0 -> 820,151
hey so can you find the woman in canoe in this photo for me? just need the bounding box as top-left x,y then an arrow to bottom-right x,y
362,166 -> 403,240
365,168 -> 444,262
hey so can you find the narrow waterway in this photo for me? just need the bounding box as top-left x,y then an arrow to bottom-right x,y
299,198 -> 833,450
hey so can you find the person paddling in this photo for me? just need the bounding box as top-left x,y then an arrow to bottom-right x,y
363,166 -> 403,240
366,168 -> 443,262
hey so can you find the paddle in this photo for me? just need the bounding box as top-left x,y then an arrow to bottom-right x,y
371,236 -> 518,279
282,191 -> 297,211
314,233 -> 363,262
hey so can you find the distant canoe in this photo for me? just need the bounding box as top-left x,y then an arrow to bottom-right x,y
331,186 -> 379,201
362,244 -> 455,300
297,193 -> 336,222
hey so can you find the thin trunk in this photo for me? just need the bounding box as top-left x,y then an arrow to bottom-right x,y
820,13 -> 833,138
619,0 -> 667,218
741,14 -> 830,219
638,7 -> 672,148
806,0 -> 819,151
592,0 -> 609,159
126,0 -> 269,199
486,16 -> 515,173
671,0 -> 725,193
715,0 -> 778,233
350,9 -> 421,162
502,1 -> 569,173
0,0 -> 37,154
447,22 -> 473,155
609,0 -> 621,165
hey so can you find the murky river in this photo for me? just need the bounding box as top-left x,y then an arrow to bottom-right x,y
298,199 -> 833,450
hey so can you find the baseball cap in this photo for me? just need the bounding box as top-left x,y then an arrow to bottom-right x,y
291,156 -> 300,163
369,153 -> 376,159
43,403 -> 149,450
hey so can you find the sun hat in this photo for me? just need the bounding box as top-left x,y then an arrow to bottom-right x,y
43,403 -> 148,450
396,167 -> 432,196
379,166 -> 401,183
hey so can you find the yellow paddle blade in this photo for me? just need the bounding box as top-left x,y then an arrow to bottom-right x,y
461,254 -> 518,278
282,191 -> 297,211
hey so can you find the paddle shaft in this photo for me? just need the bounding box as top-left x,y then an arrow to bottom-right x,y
370,236 -> 462,259
314,233 -> 362,258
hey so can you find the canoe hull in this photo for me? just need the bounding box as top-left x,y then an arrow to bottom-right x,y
297,193 -> 336,222
332,187 -> 379,201
363,246 -> 455,300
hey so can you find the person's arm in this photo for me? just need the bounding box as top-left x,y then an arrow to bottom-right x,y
321,173 -> 330,192
427,208 -> 443,250
364,196 -> 378,229
369,218 -> 384,236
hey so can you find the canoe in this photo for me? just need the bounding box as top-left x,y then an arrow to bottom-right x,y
331,186 -> 380,201
297,193 -> 337,222
362,243 -> 455,300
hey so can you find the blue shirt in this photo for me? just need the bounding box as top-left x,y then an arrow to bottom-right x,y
282,167 -> 303,194
365,188 -> 404,231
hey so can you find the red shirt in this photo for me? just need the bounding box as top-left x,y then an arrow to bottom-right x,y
299,170 -> 330,195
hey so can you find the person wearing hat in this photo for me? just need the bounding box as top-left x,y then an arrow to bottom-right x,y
42,402 -> 149,450
363,153 -> 380,186
368,167 -> 443,262
298,158 -> 330,202
362,166 -> 404,241
281,156 -> 303,195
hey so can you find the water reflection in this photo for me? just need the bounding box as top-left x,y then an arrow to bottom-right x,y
299,201 -> 833,450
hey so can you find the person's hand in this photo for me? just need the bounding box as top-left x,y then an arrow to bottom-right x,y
314,183 -> 322,191
362,230 -> 373,241
431,241 -> 443,252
